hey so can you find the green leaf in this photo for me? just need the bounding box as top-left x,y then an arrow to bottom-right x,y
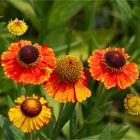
132,6 -> 140,19
7,96 -> 15,107
8,0 -> 36,17
52,103 -> 76,139
0,115 -> 24,139
7,0 -> 41,30
47,0 -> 88,30
115,0 -> 132,21
112,127 -> 130,140
87,102 -> 112,124
0,22 -> 6,28
58,103 -> 76,130
98,123 -> 111,140
126,36 -> 136,51
72,102 -> 111,139
80,135 -> 99,140
42,115 -> 56,138
43,25 -> 67,49
29,0 -> 52,17
6,125 -> 24,140
0,78 -> 15,93
0,115 -> 4,128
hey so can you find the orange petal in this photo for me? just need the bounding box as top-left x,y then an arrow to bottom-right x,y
116,63 -> 138,89
18,40 -> 32,48
1,51 -> 16,61
8,43 -> 20,52
103,72 -> 117,89
75,71 -> 91,102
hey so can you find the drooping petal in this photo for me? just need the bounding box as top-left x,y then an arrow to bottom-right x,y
1,40 -> 56,85
75,72 -> 91,102
88,48 -> 139,89
116,63 -> 139,89
44,69 -> 91,102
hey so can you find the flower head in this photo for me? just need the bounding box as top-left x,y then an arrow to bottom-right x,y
44,55 -> 91,102
1,40 -> 56,85
88,48 -> 139,89
124,94 -> 140,116
7,18 -> 28,36
8,95 -> 52,133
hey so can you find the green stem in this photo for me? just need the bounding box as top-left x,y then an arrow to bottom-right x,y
24,84 -> 33,97
95,84 -> 106,107
72,85 -> 106,139
55,36 -> 92,53
70,111 -> 76,139
129,87 -> 139,96
72,121 -> 88,139
30,132 -> 33,140
51,103 -> 64,140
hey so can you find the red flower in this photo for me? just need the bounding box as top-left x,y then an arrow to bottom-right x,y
1,40 -> 56,85
88,48 -> 139,89
44,55 -> 91,102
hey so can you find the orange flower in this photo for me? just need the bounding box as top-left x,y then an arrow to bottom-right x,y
88,48 -> 139,89
44,55 -> 91,102
1,40 -> 56,85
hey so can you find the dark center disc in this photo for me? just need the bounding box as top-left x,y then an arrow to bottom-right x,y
20,98 -> 42,117
18,45 -> 39,64
104,51 -> 126,68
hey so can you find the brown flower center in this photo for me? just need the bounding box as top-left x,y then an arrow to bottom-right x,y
103,51 -> 126,73
20,98 -> 42,117
14,20 -> 21,26
17,45 -> 41,68
56,55 -> 83,82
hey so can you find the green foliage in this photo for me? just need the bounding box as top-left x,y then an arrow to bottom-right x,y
0,0 -> 140,139
98,123 -> 111,140
47,0 -> 88,30
52,103 -> 76,139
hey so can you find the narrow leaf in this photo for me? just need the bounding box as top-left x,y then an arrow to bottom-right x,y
112,127 -> 130,140
87,102 -> 112,124
98,123 -> 111,140
47,0 -> 88,29
52,103 -> 76,139
0,115 -> 4,128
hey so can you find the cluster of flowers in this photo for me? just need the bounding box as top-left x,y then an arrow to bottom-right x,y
2,18 -> 140,133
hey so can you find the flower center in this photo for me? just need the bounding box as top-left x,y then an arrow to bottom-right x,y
14,20 -> 21,26
17,45 -> 41,68
20,98 -> 42,117
56,55 -> 83,82
102,51 -> 126,73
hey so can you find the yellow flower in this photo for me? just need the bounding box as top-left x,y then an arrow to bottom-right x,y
124,94 -> 140,116
8,95 -> 52,133
7,18 -> 28,36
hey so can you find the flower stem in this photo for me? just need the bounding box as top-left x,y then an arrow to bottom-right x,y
30,132 -> 33,140
95,84 -> 106,107
24,84 -> 33,97
51,103 -> 64,140
51,102 -> 76,140
70,111 -> 76,139
72,84 -> 106,139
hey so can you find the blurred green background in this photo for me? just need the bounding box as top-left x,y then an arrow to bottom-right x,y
0,0 -> 140,139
